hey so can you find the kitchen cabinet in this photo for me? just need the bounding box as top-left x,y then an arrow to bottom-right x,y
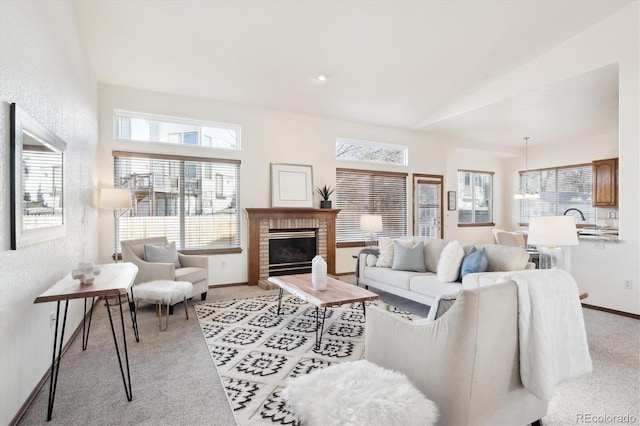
592,158 -> 618,207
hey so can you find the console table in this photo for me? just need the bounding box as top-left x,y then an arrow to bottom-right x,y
34,262 -> 140,421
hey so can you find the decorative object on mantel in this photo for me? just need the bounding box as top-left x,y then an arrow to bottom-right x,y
71,262 -> 101,285
316,184 -> 335,209
360,214 -> 383,247
527,216 -> 578,269
271,163 -> 314,208
514,137 -> 540,200
311,255 -> 327,290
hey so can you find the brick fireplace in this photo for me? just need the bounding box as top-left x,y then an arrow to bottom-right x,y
244,208 -> 340,286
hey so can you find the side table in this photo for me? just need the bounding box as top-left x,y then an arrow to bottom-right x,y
34,263 -> 139,421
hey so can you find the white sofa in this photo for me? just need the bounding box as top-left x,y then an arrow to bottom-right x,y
357,236 -> 532,306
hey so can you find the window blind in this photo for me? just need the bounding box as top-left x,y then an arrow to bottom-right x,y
336,168 -> 407,244
113,151 -> 241,253
519,164 -> 595,224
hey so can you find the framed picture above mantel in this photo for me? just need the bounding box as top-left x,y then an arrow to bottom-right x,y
271,163 -> 314,208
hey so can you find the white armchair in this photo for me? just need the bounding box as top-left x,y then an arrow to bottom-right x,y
365,282 -> 548,425
120,237 -> 209,312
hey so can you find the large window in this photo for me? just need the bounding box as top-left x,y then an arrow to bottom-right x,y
114,110 -> 241,150
113,151 -> 241,254
336,138 -> 407,166
519,164 -> 595,224
457,170 -> 493,226
335,168 -> 407,246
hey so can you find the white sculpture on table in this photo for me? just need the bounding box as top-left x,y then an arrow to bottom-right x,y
72,262 -> 101,285
312,255 -> 327,291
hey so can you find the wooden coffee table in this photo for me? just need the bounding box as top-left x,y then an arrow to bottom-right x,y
267,273 -> 379,349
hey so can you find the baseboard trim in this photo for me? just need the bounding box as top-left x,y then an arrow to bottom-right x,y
209,282 -> 248,288
333,272 -> 354,277
582,303 -> 640,319
10,298 -> 103,426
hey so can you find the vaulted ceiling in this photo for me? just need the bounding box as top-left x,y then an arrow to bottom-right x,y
73,0 -> 630,147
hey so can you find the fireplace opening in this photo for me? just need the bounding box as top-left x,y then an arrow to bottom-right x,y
269,228 -> 317,276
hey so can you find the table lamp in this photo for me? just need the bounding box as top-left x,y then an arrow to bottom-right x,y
527,216 -> 578,270
360,214 -> 383,248
100,188 -> 132,262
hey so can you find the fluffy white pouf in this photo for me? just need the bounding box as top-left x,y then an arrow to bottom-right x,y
282,360 -> 438,426
134,280 -> 193,304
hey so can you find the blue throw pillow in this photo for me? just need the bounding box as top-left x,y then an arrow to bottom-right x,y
460,247 -> 489,279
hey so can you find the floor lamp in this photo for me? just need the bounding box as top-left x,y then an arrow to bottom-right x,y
100,188 -> 132,263
360,214 -> 383,248
527,216 -> 578,270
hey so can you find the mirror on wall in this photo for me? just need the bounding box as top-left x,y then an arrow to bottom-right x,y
10,103 -> 66,249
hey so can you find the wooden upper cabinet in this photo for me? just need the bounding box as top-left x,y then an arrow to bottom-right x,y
592,158 -> 618,207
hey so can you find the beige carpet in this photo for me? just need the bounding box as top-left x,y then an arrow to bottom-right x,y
16,279 -> 639,425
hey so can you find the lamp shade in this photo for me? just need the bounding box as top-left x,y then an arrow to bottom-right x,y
100,188 -> 132,209
359,214 -> 383,232
527,216 -> 578,246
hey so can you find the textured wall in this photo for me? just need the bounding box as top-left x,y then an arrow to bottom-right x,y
0,1 -> 98,423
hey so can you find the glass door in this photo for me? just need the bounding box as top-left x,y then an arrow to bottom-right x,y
413,174 -> 443,238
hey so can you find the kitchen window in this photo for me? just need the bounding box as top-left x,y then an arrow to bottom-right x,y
519,164 -> 595,225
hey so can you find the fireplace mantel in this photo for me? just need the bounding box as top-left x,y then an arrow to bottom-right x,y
245,208 -> 341,286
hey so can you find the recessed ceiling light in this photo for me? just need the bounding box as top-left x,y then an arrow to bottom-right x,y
317,74 -> 327,81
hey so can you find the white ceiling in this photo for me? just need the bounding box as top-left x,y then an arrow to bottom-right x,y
72,0 -> 629,147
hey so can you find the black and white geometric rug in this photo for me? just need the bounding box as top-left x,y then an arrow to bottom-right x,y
195,293 -> 417,425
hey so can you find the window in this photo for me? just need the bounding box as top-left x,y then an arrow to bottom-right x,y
519,164 -> 595,224
114,110 -> 241,150
336,138 -> 407,166
113,151 -> 241,254
335,168 -> 407,246
457,170 -> 493,225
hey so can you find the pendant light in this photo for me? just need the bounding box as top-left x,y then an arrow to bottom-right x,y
514,137 -> 540,200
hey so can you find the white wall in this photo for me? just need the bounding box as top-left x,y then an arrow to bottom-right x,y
444,144 -> 510,244
491,2 -> 639,314
0,1 -> 98,423
97,84 -> 448,281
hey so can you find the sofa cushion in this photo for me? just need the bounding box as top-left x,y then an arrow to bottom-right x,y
392,241 -> 427,272
460,247 -> 489,279
424,239 -> 450,273
144,242 -> 181,268
409,275 -> 462,299
482,244 -> 530,271
365,266 -> 430,291
175,266 -> 207,284
436,241 -> 465,283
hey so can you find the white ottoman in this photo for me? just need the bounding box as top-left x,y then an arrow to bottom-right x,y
282,360 -> 439,426
134,280 -> 193,331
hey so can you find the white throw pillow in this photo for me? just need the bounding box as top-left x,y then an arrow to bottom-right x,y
436,241 -> 465,283
376,237 -> 395,267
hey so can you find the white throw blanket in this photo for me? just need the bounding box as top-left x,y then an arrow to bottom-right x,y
504,269 -> 593,401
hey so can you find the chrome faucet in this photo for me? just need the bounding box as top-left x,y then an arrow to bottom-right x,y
563,208 -> 586,221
